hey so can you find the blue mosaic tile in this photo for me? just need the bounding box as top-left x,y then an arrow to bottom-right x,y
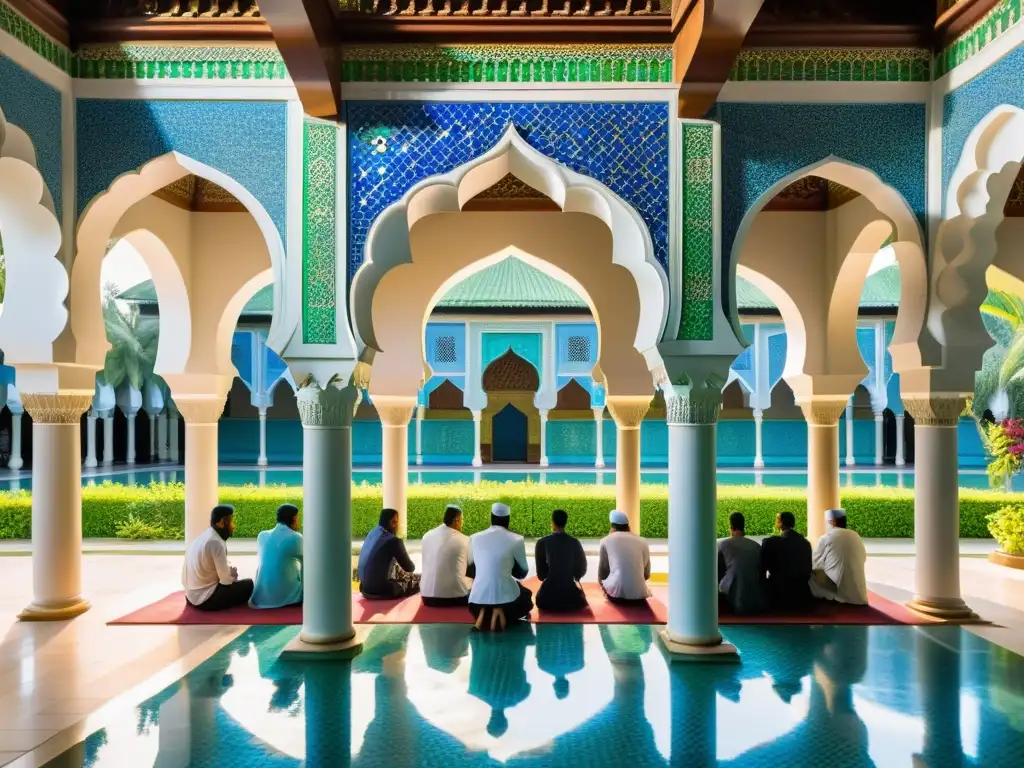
0,54 -> 62,221
943,44 -> 1024,212
76,100 -> 288,242
346,101 -> 670,282
717,103 -> 926,316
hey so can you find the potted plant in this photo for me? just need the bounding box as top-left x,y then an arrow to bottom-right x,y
987,504 -> 1024,569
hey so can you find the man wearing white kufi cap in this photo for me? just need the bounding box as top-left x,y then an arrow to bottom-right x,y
598,509 -> 652,603
809,508 -> 868,605
466,502 -> 534,629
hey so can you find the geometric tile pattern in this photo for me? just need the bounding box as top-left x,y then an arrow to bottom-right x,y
935,0 -> 1021,78
0,1 -> 72,73
74,44 -> 289,80
341,44 -> 672,83
303,120 -> 338,345
680,122 -> 714,341
346,101 -> 669,282
729,47 -> 931,82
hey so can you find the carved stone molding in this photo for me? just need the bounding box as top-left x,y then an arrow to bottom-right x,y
376,399 -> 417,427
799,399 -> 848,426
176,396 -> 228,425
297,381 -> 360,429
904,396 -> 965,428
606,396 -> 652,429
665,393 -> 721,426
22,394 -> 92,425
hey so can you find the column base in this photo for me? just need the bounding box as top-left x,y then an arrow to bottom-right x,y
595,461 -> 605,469
8,459 -> 23,470
84,458 -> 98,469
19,597 -> 91,621
472,458 -> 483,467
257,458 -> 269,467
845,459 -> 856,467
282,628 -> 365,660
658,630 -> 740,663
905,597 -> 980,622
753,459 -> 764,469
540,459 -> 549,468
896,459 -> 906,467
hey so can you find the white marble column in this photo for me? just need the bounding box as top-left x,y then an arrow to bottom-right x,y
593,407 -> 605,469
539,409 -> 549,467
606,397 -> 650,533
844,400 -> 855,467
19,393 -> 93,620
290,381 -> 361,652
102,412 -> 114,465
169,410 -> 180,463
8,409 -> 23,470
176,397 -> 225,545
376,397 -> 416,538
472,410 -> 483,467
904,397 -> 974,619
801,399 -> 847,546
158,411 -> 169,461
661,391 -> 737,658
148,413 -> 157,461
753,407 -> 765,468
895,414 -> 906,467
414,405 -> 424,466
126,413 -> 137,465
257,407 -> 269,467
84,410 -> 98,469
874,411 -> 884,466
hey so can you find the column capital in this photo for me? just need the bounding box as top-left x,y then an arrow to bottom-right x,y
176,396 -> 227,425
903,396 -> 964,427
297,380 -> 359,428
665,392 -> 721,426
374,396 -> 417,427
799,398 -> 848,426
606,396 -> 651,429
22,393 -> 92,425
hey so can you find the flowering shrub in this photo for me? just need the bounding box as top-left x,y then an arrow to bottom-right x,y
988,505 -> 1024,556
984,418 -> 1024,488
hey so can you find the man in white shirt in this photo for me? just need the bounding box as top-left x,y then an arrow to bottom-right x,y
467,502 -> 533,629
598,509 -> 652,604
182,505 -> 253,611
421,505 -> 473,607
809,508 -> 868,605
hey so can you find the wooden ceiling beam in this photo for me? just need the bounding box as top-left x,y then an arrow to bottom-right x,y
672,0 -> 765,119
934,0 -> 1002,48
6,0 -> 69,46
258,0 -> 341,120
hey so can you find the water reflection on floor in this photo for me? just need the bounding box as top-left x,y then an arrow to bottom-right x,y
47,624 -> 1024,767
1,466 -> 1012,492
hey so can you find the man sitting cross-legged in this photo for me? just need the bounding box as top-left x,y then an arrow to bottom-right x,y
420,504 -> 473,607
358,508 -> 420,600
760,511 -> 813,612
182,504 -> 254,611
598,510 -> 652,604
535,508 -> 588,612
249,503 -> 303,609
467,503 -> 533,630
809,508 -> 868,606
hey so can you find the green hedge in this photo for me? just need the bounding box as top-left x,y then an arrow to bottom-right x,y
0,481 -> 1012,540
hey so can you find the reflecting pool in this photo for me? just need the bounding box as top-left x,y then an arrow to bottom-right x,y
44,625 -> 1024,767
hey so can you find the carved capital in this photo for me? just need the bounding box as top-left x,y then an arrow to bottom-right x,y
297,379 -> 359,428
903,396 -> 964,427
606,396 -> 652,429
22,393 -> 92,425
374,396 -> 417,427
799,399 -> 848,426
176,396 -> 227,425
666,392 -> 721,426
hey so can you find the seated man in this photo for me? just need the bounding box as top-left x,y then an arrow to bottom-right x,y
535,509 -> 587,612
761,511 -> 813,611
358,508 -> 420,599
717,512 -> 765,615
421,504 -> 473,607
467,503 -> 533,629
249,503 -> 304,609
809,508 -> 868,605
182,504 -> 253,611
598,510 -> 651,604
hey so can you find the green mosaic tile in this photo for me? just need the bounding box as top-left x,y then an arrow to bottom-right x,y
728,48 -> 932,83
303,120 -> 338,346
73,44 -> 288,80
935,0 -> 1022,77
679,123 -> 714,342
0,1 -> 72,73
340,44 -> 673,83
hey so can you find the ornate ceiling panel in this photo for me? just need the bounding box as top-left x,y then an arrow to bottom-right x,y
761,175 -> 862,212
482,349 -> 539,392
152,174 -> 246,212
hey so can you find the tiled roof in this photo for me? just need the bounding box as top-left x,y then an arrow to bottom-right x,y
735,263 -> 901,311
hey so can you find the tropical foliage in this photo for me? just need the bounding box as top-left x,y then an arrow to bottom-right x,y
973,290 -> 1024,420
981,418 -> 1024,488
100,281 -> 160,391
987,504 -> 1024,556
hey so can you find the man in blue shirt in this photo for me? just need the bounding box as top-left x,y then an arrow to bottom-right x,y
249,504 -> 304,609
358,508 -> 420,599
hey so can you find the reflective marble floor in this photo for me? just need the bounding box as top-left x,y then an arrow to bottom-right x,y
32,624 -> 1024,767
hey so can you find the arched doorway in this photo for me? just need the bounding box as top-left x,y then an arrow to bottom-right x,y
492,404 -> 529,463
481,348 -> 540,464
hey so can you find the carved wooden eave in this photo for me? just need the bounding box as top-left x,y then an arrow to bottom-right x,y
71,16 -> 273,43
672,0 -> 765,119
934,0 -> 1002,48
6,0 -> 69,45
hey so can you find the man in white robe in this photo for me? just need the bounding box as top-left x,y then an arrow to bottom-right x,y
809,508 -> 868,605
